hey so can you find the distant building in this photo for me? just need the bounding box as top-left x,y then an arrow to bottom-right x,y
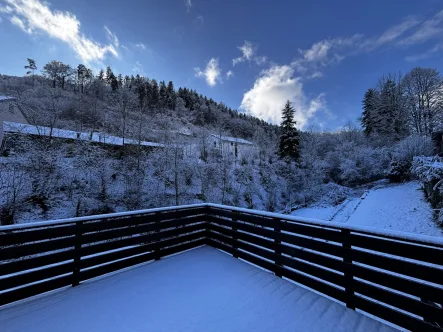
209,134 -> 255,159
0,96 -> 28,152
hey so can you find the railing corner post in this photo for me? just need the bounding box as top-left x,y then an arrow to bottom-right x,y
274,218 -> 282,278
72,220 -> 83,287
341,228 -> 355,310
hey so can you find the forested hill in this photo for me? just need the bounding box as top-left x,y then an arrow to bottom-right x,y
0,60 -> 279,145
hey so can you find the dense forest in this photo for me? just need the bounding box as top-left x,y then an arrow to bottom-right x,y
0,59 -> 439,225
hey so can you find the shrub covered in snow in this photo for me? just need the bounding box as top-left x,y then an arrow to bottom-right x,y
412,156 -> 443,210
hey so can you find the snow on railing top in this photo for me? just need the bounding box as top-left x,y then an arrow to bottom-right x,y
1,202 -> 442,246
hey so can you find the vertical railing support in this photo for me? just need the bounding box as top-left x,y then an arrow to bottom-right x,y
274,218 -> 282,278
72,220 -> 83,287
341,229 -> 355,310
232,211 -> 238,258
154,212 -> 161,261
204,206 -> 211,245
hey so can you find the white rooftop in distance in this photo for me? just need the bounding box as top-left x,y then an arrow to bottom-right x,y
0,96 -> 16,102
3,121 -> 164,148
0,246 -> 395,332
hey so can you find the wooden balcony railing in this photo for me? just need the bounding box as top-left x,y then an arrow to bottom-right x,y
1,203 -> 442,331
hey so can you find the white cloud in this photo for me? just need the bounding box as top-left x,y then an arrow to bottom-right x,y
1,0 -> 118,64
132,61 -> 144,74
232,40 -> 267,66
292,35 -> 362,77
104,26 -> 119,47
10,15 -> 31,33
405,44 -> 443,61
135,43 -> 146,50
377,18 -> 419,45
195,58 -> 222,87
240,65 -> 326,128
399,10 -> 443,45
193,15 -> 204,28
185,0 -> 192,12
226,70 -> 234,79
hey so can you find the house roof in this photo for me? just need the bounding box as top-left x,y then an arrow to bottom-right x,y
210,134 -> 253,145
0,96 -> 17,102
3,121 -> 165,148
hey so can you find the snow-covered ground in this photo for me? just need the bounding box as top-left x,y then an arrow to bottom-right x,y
292,181 -> 443,237
0,247 -> 394,332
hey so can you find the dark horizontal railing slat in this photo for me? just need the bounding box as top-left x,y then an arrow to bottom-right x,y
351,247 -> 443,285
353,296 -> 442,332
0,250 -> 74,277
1,204 -> 442,332
80,215 -> 203,245
350,233 -> 443,266
0,224 -> 77,246
0,275 -> 73,307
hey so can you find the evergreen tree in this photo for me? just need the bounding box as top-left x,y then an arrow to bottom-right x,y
159,81 -> 167,109
361,88 -> 377,137
97,69 -> 105,81
278,100 -> 300,162
105,66 -> 114,85
117,74 -> 123,89
77,64 -> 88,93
24,58 -> 37,86
167,81 -> 176,110
150,79 -> 159,109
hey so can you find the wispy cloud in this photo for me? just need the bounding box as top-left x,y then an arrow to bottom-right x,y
195,58 -> 222,86
361,17 -> 419,50
132,61 -> 144,75
240,65 -> 326,127
134,43 -> 146,50
232,40 -> 267,66
185,0 -> 192,13
291,35 -> 362,77
405,44 -> 443,61
226,70 -> 234,79
104,26 -> 119,48
399,10 -> 443,45
193,15 -> 204,28
1,0 -> 119,64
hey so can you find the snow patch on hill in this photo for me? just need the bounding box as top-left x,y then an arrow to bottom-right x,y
292,181 -> 442,237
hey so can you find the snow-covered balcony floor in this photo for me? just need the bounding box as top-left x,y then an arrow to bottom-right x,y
0,246 -> 395,332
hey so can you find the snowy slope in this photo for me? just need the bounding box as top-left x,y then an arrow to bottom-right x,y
0,247 -> 394,332
292,181 -> 442,237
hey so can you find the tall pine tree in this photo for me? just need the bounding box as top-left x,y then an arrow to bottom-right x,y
278,100 -> 300,162
361,88 -> 377,137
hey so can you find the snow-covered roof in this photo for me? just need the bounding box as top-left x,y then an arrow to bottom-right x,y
3,121 -> 164,148
210,134 -> 253,145
0,96 -> 16,102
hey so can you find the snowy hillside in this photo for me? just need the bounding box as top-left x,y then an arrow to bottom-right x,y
292,181 -> 443,237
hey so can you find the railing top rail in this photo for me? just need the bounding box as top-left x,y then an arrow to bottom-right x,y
2,202 -> 442,248
0,203 -> 207,231
206,203 -> 443,248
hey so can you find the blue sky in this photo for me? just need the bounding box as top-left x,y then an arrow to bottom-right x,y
1,0 -> 443,130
